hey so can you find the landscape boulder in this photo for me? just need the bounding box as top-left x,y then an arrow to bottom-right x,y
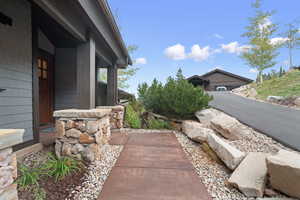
207,134 -> 245,170
195,108 -> 219,127
210,113 -> 241,140
228,153 -> 268,197
247,88 -> 258,98
267,96 -> 284,103
182,120 -> 214,143
266,150 -> 300,199
294,97 -> 300,107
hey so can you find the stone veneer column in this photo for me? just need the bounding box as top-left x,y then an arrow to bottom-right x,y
53,109 -> 112,163
96,106 -> 124,129
0,129 -> 24,200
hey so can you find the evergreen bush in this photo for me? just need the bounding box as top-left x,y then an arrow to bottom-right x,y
138,69 -> 212,119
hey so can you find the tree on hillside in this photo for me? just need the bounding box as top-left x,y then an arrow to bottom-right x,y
99,45 -> 140,89
241,0 -> 279,83
282,23 -> 300,69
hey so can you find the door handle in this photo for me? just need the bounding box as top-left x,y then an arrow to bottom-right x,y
0,88 -> 6,93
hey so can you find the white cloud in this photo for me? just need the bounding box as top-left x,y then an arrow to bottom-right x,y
249,68 -> 258,73
221,42 -> 251,55
270,37 -> 289,46
135,57 -> 147,65
188,45 -> 212,62
214,34 -> 224,39
164,44 -> 186,60
259,18 -> 272,31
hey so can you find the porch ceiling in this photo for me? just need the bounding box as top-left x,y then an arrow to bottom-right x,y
34,5 -> 81,48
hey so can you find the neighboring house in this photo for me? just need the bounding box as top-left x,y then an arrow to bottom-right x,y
187,69 -> 253,91
0,0 -> 132,149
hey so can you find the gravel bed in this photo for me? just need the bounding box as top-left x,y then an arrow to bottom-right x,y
68,144 -> 123,200
20,147 -> 51,168
175,130 -> 289,200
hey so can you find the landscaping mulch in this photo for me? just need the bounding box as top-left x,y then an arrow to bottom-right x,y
18,167 -> 86,200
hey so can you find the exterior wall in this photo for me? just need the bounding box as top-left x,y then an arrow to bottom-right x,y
55,48 -> 78,110
0,0 -> 33,142
204,72 -> 250,91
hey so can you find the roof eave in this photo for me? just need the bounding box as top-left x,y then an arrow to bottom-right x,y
96,0 -> 132,67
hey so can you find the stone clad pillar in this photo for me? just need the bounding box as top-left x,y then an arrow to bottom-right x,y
0,129 -> 24,200
53,109 -> 112,163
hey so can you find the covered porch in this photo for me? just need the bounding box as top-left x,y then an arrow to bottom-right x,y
22,0 -> 132,149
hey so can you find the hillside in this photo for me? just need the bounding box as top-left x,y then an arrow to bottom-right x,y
253,70 -> 300,100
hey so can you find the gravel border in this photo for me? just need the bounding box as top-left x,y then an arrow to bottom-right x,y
174,130 -> 289,200
68,144 -> 123,200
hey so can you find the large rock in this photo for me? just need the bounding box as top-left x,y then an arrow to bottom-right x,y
228,153 -> 268,197
267,96 -> 284,103
294,97 -> 300,107
210,113 -> 241,140
182,120 -> 214,143
266,150 -> 300,199
195,109 -> 219,127
247,88 -> 258,98
207,134 -> 245,170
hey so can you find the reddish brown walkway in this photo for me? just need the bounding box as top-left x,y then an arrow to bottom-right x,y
98,132 -> 212,200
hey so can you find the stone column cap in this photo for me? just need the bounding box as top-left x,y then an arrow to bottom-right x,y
96,105 -> 124,111
54,108 -> 112,118
0,129 -> 24,150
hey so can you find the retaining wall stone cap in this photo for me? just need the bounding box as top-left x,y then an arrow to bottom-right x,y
0,129 -> 24,150
96,105 -> 124,111
54,109 -> 112,118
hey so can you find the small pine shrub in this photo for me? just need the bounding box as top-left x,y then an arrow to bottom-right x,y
147,119 -> 172,130
124,103 -> 142,128
138,69 -> 213,119
42,153 -> 81,182
17,165 -> 40,189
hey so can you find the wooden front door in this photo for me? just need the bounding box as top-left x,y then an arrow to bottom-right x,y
38,50 -> 54,126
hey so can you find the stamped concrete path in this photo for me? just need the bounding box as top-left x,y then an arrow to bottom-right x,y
98,132 -> 212,200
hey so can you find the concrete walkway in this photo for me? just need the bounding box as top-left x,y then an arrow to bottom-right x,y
98,132 -> 212,200
209,92 -> 300,151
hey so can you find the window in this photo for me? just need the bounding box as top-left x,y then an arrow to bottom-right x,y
38,58 -> 48,80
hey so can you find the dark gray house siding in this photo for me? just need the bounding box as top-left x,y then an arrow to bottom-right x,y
0,0 -> 33,142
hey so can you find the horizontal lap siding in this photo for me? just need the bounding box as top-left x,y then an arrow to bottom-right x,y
0,0 -> 33,142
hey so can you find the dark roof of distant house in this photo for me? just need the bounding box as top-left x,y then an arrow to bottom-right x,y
187,69 -> 253,83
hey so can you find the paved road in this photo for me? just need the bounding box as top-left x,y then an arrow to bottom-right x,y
209,92 -> 300,151
99,132 -> 211,200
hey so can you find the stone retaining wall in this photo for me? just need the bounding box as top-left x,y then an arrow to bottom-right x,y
54,109 -> 111,163
96,106 -> 124,129
0,129 -> 24,200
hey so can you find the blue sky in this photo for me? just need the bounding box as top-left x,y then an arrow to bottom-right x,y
108,0 -> 300,94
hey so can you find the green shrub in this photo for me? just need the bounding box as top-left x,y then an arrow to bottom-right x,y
42,153 -> 81,182
138,69 -> 213,119
17,165 -> 40,189
124,103 -> 142,128
147,119 -> 172,129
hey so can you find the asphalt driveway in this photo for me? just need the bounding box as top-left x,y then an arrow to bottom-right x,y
209,92 -> 300,151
